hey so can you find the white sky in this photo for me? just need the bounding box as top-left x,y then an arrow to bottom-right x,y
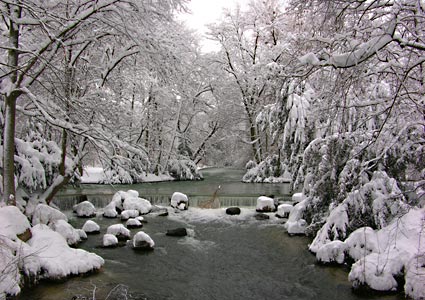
180,0 -> 247,52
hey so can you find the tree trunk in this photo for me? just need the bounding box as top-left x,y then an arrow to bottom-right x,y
2,3 -> 22,204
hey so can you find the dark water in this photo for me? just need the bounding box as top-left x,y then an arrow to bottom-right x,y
16,169 -> 403,300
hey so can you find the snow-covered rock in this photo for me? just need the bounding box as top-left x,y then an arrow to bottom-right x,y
276,203 -> 293,218
126,218 -> 143,229
256,196 -> 276,212
32,204 -> 67,225
102,234 -> 118,248
121,209 -> 139,220
123,197 -> 152,215
126,190 -> 139,198
136,216 -> 146,223
0,206 -> 31,239
103,203 -> 118,218
170,192 -> 189,210
49,219 -> 81,246
28,224 -> 104,278
82,220 -> 100,234
73,201 -> 96,217
132,231 -> 154,250
291,193 -> 304,203
285,199 -> 308,235
106,224 -> 131,241
77,229 -> 87,240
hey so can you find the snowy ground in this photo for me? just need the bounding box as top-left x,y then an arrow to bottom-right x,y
80,166 -> 174,184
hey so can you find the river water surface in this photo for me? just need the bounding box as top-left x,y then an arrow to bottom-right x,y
16,168 -> 402,300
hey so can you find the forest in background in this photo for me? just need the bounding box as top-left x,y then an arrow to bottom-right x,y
0,0 -> 423,251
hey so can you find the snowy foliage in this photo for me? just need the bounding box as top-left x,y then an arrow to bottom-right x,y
242,155 -> 290,183
167,159 -> 202,181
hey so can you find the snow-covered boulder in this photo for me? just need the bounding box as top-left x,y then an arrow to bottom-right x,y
49,219 -> 81,246
77,229 -> 87,240
0,205 -> 31,240
256,196 -> 276,212
316,240 -> 348,264
103,203 -> 118,218
126,190 -> 139,198
291,193 -> 304,203
106,224 -> 131,241
132,231 -> 154,250
170,192 -> 189,210
284,199 -> 308,235
28,224 -> 104,278
73,201 -> 96,217
110,191 -> 125,213
276,203 -> 293,218
126,218 -> 143,229
121,209 -> 139,220
136,216 -> 146,223
123,197 -> 152,215
32,204 -> 67,225
82,220 -> 100,234
102,234 -> 118,248
226,207 -> 241,215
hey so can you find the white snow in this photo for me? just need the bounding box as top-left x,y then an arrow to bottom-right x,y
0,206 -> 31,239
121,209 -> 139,220
27,224 -> 104,278
126,218 -> 142,228
77,229 -> 87,240
291,193 -> 304,203
123,197 -> 152,215
106,224 -> 130,239
132,231 -> 155,249
102,234 -> 118,247
316,240 -> 348,264
103,203 -> 118,218
80,167 -> 105,183
32,203 -> 67,225
49,219 -> 81,246
256,196 -> 275,211
171,192 -> 189,210
285,199 -> 308,235
345,227 -> 379,261
82,220 -> 100,233
73,200 -> 96,217
276,203 -> 293,218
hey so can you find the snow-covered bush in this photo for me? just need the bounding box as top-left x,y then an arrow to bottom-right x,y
242,155 -> 289,183
167,159 -> 202,181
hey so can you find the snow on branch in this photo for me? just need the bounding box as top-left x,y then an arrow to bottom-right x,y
298,18 -> 396,68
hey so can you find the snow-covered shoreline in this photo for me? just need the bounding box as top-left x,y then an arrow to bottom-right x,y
80,166 -> 176,184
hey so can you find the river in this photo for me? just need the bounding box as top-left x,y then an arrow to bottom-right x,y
16,168 -> 402,300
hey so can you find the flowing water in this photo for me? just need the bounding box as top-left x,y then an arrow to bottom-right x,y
16,168 -> 403,300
